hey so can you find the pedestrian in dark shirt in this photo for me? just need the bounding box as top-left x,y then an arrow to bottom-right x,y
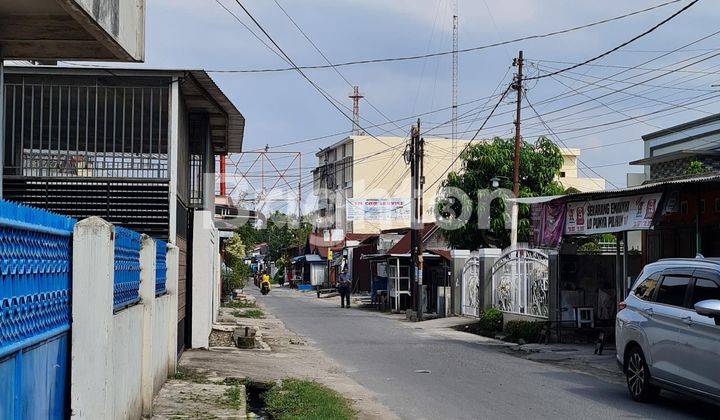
338,267 -> 351,308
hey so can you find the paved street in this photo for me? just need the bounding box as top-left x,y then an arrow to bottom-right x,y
252,287 -> 716,420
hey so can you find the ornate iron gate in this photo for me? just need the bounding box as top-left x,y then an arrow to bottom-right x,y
491,248 -> 549,317
461,256 -> 480,317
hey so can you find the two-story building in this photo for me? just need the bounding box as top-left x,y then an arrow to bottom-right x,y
312,135 -> 605,234
1,65 -> 245,353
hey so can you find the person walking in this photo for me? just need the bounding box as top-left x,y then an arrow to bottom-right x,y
337,267 -> 351,308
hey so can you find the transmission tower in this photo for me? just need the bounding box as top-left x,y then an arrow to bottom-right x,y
349,86 -> 364,135
451,2 -> 459,170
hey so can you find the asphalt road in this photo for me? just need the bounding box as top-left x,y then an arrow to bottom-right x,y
252,287 -> 716,420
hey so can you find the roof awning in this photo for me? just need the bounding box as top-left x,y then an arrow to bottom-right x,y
183,71 -> 245,154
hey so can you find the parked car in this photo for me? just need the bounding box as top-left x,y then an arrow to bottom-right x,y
616,257 -> 720,404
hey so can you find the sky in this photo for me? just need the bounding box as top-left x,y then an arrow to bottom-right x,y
65,0 -> 720,201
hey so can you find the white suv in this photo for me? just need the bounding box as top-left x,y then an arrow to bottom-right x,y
616,258 -> 720,403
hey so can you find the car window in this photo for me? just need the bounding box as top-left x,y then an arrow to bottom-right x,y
655,276 -> 690,307
634,274 -> 660,301
691,278 -> 720,305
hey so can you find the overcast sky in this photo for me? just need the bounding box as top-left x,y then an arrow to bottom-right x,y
70,0 -> 720,196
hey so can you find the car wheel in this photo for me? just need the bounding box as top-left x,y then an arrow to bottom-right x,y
626,347 -> 661,402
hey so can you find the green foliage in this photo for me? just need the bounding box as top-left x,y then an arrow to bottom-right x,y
222,261 -> 251,296
504,320 -> 544,343
437,137 -> 565,249
224,233 -> 246,267
236,212 -> 312,262
222,386 -> 244,409
233,308 -> 264,318
264,379 -> 355,420
478,308 -> 503,333
224,300 -> 256,309
685,160 -> 707,176
577,241 -> 601,255
273,267 -> 285,285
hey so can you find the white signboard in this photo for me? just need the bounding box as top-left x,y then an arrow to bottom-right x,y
565,193 -> 662,235
347,198 -> 410,222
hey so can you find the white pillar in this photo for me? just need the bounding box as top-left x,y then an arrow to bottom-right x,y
139,235 -> 156,417
510,202 -> 519,248
168,78 -> 180,244
71,217 -> 115,419
166,244 -> 179,372
191,211 -> 218,348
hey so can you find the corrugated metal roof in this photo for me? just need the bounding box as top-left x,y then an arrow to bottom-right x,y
552,174 -> 720,203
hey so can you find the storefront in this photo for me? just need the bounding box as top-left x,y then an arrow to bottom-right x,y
530,175 -> 720,342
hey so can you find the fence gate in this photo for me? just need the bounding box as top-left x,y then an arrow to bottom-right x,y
461,256 -> 480,317
491,248 -> 549,317
0,202 -> 76,418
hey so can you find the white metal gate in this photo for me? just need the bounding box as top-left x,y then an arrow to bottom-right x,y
491,248 -> 549,317
461,256 -> 480,317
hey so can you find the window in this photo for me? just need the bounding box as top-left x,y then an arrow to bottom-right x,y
634,274 -> 660,301
344,158 -> 352,187
692,278 -> 720,306
656,276 -> 690,307
559,171 -> 566,178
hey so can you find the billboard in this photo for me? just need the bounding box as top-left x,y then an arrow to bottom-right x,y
346,198 -> 410,222
565,193 -> 662,235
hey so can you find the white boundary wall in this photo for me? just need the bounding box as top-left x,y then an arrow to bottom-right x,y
71,217 -> 179,419
191,211 -> 220,348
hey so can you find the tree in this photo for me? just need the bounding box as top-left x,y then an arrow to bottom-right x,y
436,136 -> 565,250
224,233 -> 246,267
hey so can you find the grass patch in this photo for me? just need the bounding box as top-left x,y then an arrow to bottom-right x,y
232,308 -> 264,318
222,386 -> 244,410
171,367 -> 209,384
224,300 -> 256,309
264,379 -> 355,420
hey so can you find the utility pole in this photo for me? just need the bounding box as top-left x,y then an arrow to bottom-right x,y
511,50 -> 524,248
349,86 -> 364,135
408,120 -> 425,320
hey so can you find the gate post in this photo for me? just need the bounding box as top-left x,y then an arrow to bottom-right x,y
166,244 -> 179,373
139,235 -> 157,417
477,248 -> 502,311
450,250 -> 470,315
71,217 -> 115,418
547,250 -> 560,342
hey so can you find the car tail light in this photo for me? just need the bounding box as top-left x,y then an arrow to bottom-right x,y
618,301 -> 627,311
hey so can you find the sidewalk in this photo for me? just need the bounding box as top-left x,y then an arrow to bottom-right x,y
151,291 -> 398,419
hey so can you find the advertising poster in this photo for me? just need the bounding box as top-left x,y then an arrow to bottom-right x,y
565,193 -> 662,235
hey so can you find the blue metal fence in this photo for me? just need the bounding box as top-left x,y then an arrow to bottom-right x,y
156,240 -> 168,296
114,226 -> 141,310
0,200 -> 75,419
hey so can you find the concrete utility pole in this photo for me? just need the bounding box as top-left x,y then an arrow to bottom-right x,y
408,120 -> 425,319
511,50 -> 524,247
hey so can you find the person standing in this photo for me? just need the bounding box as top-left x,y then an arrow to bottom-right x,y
337,267 -> 351,308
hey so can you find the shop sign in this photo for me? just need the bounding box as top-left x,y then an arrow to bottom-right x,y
565,193 -> 662,235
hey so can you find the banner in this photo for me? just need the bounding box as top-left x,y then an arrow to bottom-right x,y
530,202 -> 566,248
565,193 -> 662,235
346,198 -> 410,222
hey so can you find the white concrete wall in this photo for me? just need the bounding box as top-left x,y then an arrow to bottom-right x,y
71,218 -> 179,419
111,305 -> 143,420
191,211 -> 220,348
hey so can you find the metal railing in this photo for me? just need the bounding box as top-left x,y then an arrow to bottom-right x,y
156,239 -> 168,296
114,226 -> 142,310
3,82 -> 169,179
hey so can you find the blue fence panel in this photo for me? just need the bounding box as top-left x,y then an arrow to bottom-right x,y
156,240 -> 168,296
114,226 -> 141,310
0,200 -> 75,420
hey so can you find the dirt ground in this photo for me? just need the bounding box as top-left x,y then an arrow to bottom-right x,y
172,302 -> 398,420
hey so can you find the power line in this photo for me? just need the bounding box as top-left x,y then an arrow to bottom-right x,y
205,0 -> 686,74
525,0 -> 700,80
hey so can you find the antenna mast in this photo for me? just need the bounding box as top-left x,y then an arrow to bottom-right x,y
451,2 -> 459,170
